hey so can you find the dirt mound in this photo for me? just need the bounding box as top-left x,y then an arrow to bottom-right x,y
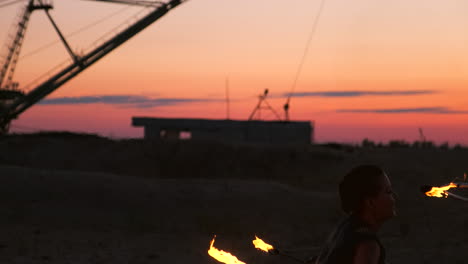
1,133 -> 468,263
0,165 -> 334,263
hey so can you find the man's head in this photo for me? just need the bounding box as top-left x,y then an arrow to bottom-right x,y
339,165 -> 396,221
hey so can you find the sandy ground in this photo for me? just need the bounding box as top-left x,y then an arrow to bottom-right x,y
1,134 -> 468,263
0,165 -> 333,264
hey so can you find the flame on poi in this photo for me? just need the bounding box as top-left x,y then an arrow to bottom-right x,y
425,182 -> 457,198
208,236 -> 247,264
252,236 -> 274,252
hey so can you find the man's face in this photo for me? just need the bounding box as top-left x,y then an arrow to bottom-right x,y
371,173 -> 397,221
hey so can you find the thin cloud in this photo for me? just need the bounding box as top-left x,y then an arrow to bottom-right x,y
40,95 -> 219,108
337,107 -> 468,114
285,90 -> 437,98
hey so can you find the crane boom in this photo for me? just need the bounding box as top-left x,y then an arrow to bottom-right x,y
85,0 -> 164,7
0,0 -> 186,133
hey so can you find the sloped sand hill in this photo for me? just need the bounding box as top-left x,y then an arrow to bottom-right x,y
0,165 -> 334,264
1,133 -> 468,263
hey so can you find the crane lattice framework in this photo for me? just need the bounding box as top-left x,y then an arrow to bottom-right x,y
0,0 -> 186,134
0,0 -> 52,93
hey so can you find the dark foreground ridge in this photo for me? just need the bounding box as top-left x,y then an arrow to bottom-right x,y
0,131 -> 468,263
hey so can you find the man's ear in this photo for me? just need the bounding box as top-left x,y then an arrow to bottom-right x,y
364,198 -> 375,209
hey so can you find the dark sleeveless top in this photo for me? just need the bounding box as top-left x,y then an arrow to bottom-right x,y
315,215 -> 386,264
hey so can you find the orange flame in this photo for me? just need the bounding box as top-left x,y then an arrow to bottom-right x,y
425,182 -> 457,198
208,236 -> 247,264
252,236 -> 274,252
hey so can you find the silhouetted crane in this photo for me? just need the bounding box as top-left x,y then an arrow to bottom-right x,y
0,0 -> 187,134
0,0 -> 53,133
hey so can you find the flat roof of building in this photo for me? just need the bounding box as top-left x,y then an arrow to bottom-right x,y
132,117 -> 313,128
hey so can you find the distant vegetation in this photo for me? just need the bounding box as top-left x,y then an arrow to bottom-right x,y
2,131 -> 466,151
360,138 -> 466,150
4,131 -> 106,140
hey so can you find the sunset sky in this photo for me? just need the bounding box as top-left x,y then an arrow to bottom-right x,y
1,0 -> 467,144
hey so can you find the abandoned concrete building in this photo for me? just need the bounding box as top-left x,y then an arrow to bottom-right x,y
132,117 -> 314,144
